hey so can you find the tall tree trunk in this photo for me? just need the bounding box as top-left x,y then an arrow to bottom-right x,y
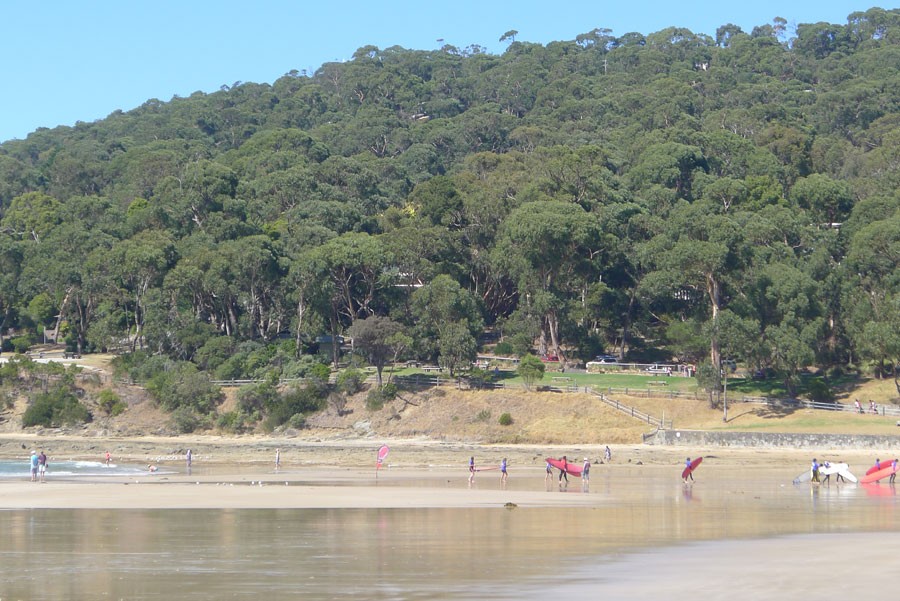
707,273 -> 721,368
52,288 -> 72,344
620,285 -> 637,360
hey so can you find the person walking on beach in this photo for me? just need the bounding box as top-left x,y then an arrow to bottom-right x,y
605,446 -> 611,463
811,458 -> 820,483
275,448 -> 281,470
468,456 -> 475,484
684,457 -> 694,483
105,451 -> 111,466
186,449 -> 192,468
29,451 -> 38,482
38,451 -> 47,483
582,458 -> 591,483
891,459 -> 898,484
558,455 -> 569,484
545,459 -> 553,484
500,458 -> 508,484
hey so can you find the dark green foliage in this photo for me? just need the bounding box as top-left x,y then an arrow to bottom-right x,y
98,389 -> 127,416
6,10 -> 900,387
23,386 -> 91,428
498,412 -> 513,426
806,378 -> 836,404
262,384 -> 326,431
517,354 -> 546,390
494,342 -> 513,356
336,368 -> 365,394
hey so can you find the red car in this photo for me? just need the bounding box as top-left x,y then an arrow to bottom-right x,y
541,355 -> 560,362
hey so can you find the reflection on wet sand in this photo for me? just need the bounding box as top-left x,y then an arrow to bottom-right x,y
1,466 -> 898,600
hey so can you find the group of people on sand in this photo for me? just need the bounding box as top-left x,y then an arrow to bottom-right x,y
543,447 -> 612,486
468,456 -> 510,484
29,450 -> 47,482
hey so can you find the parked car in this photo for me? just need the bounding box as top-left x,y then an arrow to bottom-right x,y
541,355 -> 560,362
593,355 -> 619,364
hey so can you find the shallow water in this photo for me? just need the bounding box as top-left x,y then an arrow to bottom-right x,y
2,468 -> 898,600
0,459 -> 162,478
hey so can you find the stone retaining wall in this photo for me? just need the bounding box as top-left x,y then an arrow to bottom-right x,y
646,429 -> 900,449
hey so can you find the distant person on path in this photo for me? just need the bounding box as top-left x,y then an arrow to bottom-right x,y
500,458 -> 508,484
582,458 -> 590,483
870,400 -> 876,414
105,451 -> 111,466
30,451 -> 38,482
38,451 -> 47,482
605,446 -> 611,463
855,399 -> 862,413
684,457 -> 694,483
275,448 -> 281,470
468,456 -> 475,484
811,458 -> 820,483
558,455 -> 569,484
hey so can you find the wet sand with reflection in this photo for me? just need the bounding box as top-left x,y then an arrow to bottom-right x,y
1,455 -> 898,600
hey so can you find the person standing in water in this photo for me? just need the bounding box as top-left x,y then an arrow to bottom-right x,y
38,451 -> 47,482
468,456 -> 475,484
684,457 -> 694,483
582,458 -> 591,483
105,451 -> 111,466
275,448 -> 281,470
29,451 -> 38,482
186,449 -> 192,468
604,446 -> 611,463
500,458 -> 508,484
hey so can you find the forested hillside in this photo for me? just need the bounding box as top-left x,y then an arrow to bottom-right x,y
1,8 -> 900,405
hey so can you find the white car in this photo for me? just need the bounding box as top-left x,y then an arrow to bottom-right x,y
593,355 -> 619,364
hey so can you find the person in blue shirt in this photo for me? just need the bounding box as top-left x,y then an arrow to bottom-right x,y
891,459 -> 898,484
29,451 -> 39,482
500,458 -> 508,484
544,459 -> 553,484
811,458 -> 820,483
684,457 -> 694,482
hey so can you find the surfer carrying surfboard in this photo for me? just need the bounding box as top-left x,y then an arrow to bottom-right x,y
558,456 -> 569,484
684,457 -> 694,482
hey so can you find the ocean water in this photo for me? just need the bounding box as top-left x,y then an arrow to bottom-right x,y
0,459 -> 164,478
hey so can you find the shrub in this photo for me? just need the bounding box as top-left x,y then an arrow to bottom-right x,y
98,389 -> 127,416
263,384 -> 326,430
171,408 -> 200,433
288,413 -> 307,429
215,411 -> 245,433
475,409 -> 491,422
517,354 -> 546,390
11,336 -> 32,355
337,368 -> 365,394
494,342 -> 513,356
381,381 -> 398,400
23,387 -> 92,428
328,391 -> 348,415
498,412 -> 513,426
366,387 -> 388,411
806,378 -> 836,404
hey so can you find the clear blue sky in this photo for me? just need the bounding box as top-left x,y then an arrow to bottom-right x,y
0,1 -> 878,143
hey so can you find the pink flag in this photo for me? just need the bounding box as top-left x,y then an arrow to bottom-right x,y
376,445 -> 390,470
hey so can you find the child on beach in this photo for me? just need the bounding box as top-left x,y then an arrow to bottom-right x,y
500,458 -> 508,484
545,459 -> 553,484
605,446 -> 611,463
684,457 -> 694,483
275,449 -> 281,470
811,458 -> 820,483
468,456 -> 475,484
105,451 -> 111,466
582,458 -> 590,483
891,459 -> 898,484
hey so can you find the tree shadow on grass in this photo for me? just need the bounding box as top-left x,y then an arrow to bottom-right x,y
753,404 -> 801,419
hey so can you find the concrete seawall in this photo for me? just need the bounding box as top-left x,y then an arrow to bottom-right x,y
646,429 -> 900,450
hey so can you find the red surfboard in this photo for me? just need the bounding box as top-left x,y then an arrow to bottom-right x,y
866,462 -> 889,476
682,457 -> 703,480
546,458 -> 583,477
860,462 -> 899,484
